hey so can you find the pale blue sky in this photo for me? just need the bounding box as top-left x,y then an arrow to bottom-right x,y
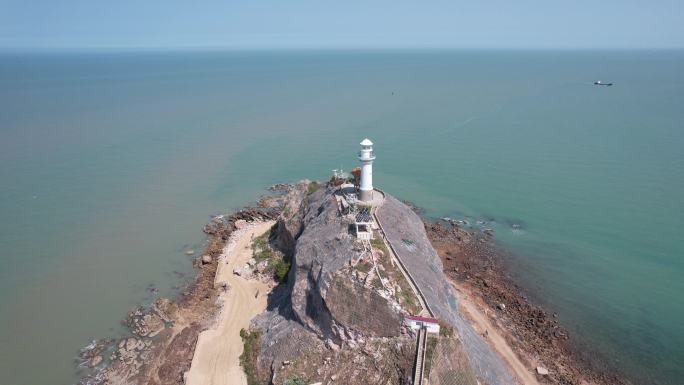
1,0 -> 682,50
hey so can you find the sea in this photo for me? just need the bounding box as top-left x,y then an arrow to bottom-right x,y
0,50 -> 682,385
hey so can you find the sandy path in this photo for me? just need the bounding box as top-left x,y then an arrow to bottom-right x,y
185,221 -> 275,385
450,282 -> 541,385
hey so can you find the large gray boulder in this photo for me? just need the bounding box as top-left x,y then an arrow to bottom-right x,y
253,184 -> 402,379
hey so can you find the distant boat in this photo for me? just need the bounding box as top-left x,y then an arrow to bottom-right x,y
594,80 -> 613,86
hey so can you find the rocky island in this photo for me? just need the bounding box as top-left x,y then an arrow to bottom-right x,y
79,140 -> 631,385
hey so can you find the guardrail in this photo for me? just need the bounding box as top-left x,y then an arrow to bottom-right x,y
372,189 -> 435,318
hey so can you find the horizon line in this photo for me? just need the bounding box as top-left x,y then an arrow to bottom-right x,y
2,45 -> 683,53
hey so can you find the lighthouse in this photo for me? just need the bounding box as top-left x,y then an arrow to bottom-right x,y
358,138 -> 376,201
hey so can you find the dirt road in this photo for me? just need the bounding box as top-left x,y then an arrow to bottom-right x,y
451,282 -> 541,385
185,221 -> 275,385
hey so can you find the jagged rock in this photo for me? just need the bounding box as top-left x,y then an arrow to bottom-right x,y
273,181 -> 310,255
201,255 -> 212,264
79,338 -> 112,369
536,366 -> 549,375
125,338 -> 139,351
90,355 -> 103,367
234,219 -> 249,229
125,306 -> 165,337
497,303 -> 506,311
143,313 -> 165,337
233,266 -> 254,279
153,298 -> 176,322
256,260 -> 269,274
326,339 -> 340,351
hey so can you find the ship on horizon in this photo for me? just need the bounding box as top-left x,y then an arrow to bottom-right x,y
594,80 -> 613,86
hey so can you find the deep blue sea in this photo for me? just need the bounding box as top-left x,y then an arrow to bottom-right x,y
1,50 -> 682,384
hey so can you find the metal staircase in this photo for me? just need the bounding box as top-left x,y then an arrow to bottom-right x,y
413,326 -> 428,385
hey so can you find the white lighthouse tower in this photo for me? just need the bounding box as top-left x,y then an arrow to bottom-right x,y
358,138 -> 376,201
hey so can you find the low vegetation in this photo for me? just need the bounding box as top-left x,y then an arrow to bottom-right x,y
372,233 -> 422,314
355,260 -> 373,273
370,236 -> 390,258
239,328 -> 265,385
251,225 -> 291,283
423,336 -> 439,377
283,375 -> 308,385
307,181 -> 322,196
438,319 -> 454,338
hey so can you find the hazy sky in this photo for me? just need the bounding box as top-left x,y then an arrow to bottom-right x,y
1,0 -> 682,49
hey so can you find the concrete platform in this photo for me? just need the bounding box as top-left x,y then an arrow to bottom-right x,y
357,189 -> 385,207
337,186 -> 385,207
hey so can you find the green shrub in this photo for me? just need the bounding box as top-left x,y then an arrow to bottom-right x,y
283,376 -> 307,385
438,319 -> 454,337
424,336 -> 439,376
239,328 -> 265,385
355,261 -> 373,273
307,181 -> 321,195
273,258 -> 291,283
251,226 -> 291,283
370,232 -> 422,314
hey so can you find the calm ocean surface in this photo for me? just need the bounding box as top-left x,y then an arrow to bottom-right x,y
0,50 -> 682,384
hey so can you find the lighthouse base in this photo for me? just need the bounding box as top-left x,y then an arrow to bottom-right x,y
359,189 -> 373,202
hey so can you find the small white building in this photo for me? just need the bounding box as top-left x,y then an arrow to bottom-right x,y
404,314 -> 441,334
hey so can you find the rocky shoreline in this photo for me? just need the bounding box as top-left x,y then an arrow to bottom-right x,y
424,219 -> 633,385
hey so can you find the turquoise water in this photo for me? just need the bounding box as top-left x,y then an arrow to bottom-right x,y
0,50 -> 682,384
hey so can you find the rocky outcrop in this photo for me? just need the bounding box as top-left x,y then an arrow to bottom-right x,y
124,303 -> 169,338
203,209 -> 275,241
273,180 -> 309,256
251,183 -> 411,384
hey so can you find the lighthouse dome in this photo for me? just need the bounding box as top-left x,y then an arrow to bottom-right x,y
360,138 -> 373,146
